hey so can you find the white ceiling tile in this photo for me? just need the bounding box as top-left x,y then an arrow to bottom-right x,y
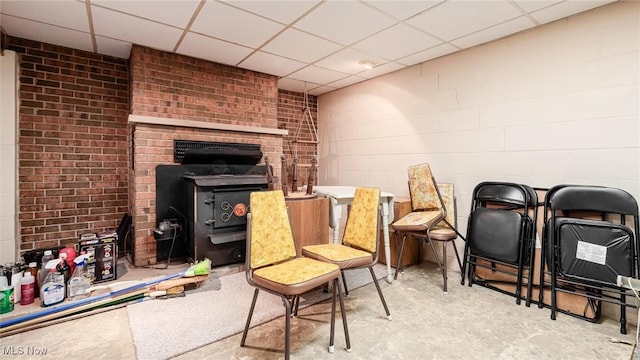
363,0 -> 444,20
513,0 -> 562,13
92,6 -> 183,52
177,32 -> 253,66
407,0 -> 523,41
238,51 -> 306,77
1,15 -> 93,53
0,0 -> 617,95
294,0 -> 397,45
396,43 -> 459,66
308,85 -> 337,96
223,0 -> 321,24
451,16 -> 536,49
1,0 -> 89,32
190,1 -> 285,48
95,35 -> 132,59
325,75 -> 368,89
289,65 -> 350,85
91,0 -> 201,28
261,28 -> 342,63
315,48 -> 388,75
357,61 -> 405,79
278,77 -> 321,93
353,23 -> 442,60
530,0 -> 617,25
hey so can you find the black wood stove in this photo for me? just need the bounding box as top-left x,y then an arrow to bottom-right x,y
155,141 -> 269,267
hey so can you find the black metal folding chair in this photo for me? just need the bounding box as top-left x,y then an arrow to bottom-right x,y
542,184 -> 640,334
463,181 -> 538,306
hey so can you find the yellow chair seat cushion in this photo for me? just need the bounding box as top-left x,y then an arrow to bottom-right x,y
253,257 -> 340,296
302,244 -> 373,269
392,210 -> 444,231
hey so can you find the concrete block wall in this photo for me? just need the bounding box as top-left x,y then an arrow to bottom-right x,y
317,1 -> 639,271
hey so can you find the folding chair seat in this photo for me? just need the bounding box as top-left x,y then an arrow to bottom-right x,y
242,190 -> 351,358
302,187 -> 392,320
463,181 -> 538,305
542,184 -> 640,334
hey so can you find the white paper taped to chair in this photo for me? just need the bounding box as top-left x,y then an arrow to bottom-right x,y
575,241 -> 607,265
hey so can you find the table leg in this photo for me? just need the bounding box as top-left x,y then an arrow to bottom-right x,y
329,200 -> 343,244
381,201 -> 392,283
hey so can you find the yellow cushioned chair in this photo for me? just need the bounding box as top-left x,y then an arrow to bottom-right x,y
302,187 -> 392,321
394,181 -> 464,294
241,190 -> 351,359
392,164 -> 462,294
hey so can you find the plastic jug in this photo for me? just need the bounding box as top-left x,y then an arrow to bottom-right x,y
67,255 -> 91,301
10,266 -> 23,304
40,259 -> 65,307
39,250 -> 54,288
26,262 -> 39,298
20,272 -> 35,305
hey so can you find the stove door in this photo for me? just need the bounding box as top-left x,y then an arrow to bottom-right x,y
211,191 -> 251,229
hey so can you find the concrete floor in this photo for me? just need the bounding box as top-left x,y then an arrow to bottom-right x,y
1,260 -> 636,359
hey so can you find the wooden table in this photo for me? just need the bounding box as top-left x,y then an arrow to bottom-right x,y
313,186 -> 395,283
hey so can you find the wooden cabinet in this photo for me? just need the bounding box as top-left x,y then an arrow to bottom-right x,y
378,197 -> 420,268
286,196 -> 330,256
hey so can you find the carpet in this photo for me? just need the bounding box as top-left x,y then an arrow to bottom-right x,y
127,264 -> 386,360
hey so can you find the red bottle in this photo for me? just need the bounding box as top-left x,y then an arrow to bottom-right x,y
20,272 -> 35,305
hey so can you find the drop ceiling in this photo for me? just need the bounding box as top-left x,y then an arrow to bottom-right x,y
0,0 -> 617,95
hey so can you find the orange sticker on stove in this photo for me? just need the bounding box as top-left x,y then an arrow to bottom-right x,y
233,203 -> 247,217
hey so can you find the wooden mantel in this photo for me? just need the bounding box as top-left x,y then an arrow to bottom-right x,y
128,114 -> 289,136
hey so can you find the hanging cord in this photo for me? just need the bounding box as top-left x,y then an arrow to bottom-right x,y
292,83 -> 318,144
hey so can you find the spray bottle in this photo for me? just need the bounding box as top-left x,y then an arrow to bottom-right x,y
67,254 -> 91,301
39,250 -> 54,290
40,259 -> 65,307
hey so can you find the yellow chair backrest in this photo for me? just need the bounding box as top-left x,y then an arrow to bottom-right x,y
249,190 -> 297,270
342,187 -> 380,253
408,163 -> 440,211
436,183 -> 455,228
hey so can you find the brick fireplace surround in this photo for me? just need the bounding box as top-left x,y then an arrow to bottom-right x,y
10,39 -> 318,266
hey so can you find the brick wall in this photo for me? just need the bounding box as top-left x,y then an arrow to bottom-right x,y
8,37 -> 130,254
278,90 -> 319,190
7,39 -> 318,265
130,45 -> 278,127
129,45 -> 296,266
